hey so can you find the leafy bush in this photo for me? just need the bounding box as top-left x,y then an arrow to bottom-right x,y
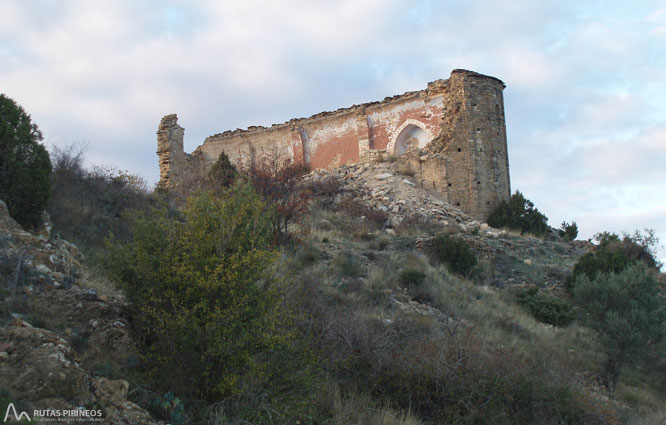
573,264 -> 666,390
0,94 -> 52,229
558,221 -> 578,241
516,288 -> 575,327
432,234 -> 477,276
399,269 -> 426,287
567,229 -> 661,292
487,190 -> 549,236
107,183 -> 309,403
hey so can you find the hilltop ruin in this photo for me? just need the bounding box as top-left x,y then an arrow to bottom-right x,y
157,69 -> 510,220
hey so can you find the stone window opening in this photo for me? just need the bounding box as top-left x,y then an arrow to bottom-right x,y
457,148 -> 462,152
448,183 -> 452,187
456,202 -> 461,206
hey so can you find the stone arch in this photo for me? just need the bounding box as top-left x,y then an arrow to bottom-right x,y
387,119 -> 433,156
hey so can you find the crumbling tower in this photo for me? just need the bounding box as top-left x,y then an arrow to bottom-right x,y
418,70 -> 511,219
156,114 -> 186,189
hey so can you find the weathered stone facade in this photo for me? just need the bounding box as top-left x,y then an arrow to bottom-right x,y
156,69 -> 510,220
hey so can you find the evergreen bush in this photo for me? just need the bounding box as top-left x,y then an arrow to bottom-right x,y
432,234 -> 477,276
207,151 -> 237,188
487,191 -> 549,236
558,221 -> 578,241
0,94 -> 52,228
516,288 -> 575,327
399,269 -> 426,287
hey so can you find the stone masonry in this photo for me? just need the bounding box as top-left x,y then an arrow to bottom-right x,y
156,69 -> 510,220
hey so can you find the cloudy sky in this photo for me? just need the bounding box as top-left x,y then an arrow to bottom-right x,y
1,0 -> 665,262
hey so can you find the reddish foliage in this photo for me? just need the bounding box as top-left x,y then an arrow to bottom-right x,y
238,151 -> 310,244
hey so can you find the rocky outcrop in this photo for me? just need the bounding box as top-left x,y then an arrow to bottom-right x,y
302,161 -> 503,237
0,200 -> 160,425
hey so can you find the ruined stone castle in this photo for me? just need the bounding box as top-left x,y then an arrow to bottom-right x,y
157,69 -> 510,220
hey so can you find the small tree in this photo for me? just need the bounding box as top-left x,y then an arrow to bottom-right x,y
558,221 -> 578,241
239,151 -> 310,244
207,151 -> 237,189
487,191 -> 548,236
0,94 -> 52,228
573,264 -> 665,390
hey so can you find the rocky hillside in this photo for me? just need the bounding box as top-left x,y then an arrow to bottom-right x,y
304,161 -> 588,290
2,157 -> 664,424
0,200 -> 160,425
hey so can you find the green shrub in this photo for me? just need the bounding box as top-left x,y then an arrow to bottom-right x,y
558,221 -> 578,241
573,264 -> 666,390
399,269 -> 426,287
106,183 -> 308,403
0,94 -> 52,229
567,229 -> 661,292
334,251 -> 363,278
567,249 -> 631,292
487,191 -> 549,236
432,234 -> 477,276
516,288 -> 575,327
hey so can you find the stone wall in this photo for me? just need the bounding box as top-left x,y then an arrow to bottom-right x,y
156,69 -> 511,220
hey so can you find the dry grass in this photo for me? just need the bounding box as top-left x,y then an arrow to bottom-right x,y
626,408 -> 666,425
498,226 -> 544,240
81,267 -> 124,298
319,382 -> 423,425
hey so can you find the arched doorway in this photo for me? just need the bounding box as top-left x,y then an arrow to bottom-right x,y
393,124 -> 429,156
